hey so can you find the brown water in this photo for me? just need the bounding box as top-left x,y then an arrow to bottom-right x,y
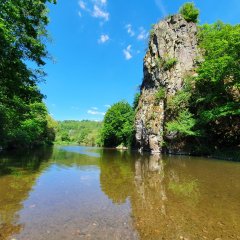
0,146 -> 240,240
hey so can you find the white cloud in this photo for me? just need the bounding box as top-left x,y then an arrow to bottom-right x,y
91,107 -> 98,110
125,24 -> 135,37
78,11 -> 82,17
98,34 -> 109,43
104,104 -> 111,108
123,45 -> 132,60
78,0 -> 109,22
137,27 -> 149,40
92,5 -> 109,21
87,110 -> 105,115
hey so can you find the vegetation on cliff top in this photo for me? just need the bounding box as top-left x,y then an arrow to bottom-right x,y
179,2 -> 199,23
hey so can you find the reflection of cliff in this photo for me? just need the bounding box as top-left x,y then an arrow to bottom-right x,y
131,155 -> 169,239
100,152 -> 236,239
134,154 -> 167,209
99,151 -> 177,238
0,147 -> 53,240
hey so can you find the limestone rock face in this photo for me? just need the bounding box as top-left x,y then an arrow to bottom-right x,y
135,14 -> 200,153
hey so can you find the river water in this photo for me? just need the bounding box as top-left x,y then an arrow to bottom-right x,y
0,146 -> 240,240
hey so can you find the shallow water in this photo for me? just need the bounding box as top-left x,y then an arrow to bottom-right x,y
0,146 -> 240,240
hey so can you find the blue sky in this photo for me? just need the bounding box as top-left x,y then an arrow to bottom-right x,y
40,0 -> 240,121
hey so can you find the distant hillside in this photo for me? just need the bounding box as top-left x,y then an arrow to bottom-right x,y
55,120 -> 102,146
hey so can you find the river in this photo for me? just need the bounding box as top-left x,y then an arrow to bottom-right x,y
0,146 -> 240,240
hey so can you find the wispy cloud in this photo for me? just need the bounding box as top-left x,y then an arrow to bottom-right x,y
123,45 -> 132,60
137,27 -> 148,40
104,104 -> 111,108
78,0 -> 109,22
125,24 -> 135,37
98,34 -> 109,43
91,107 -> 98,110
87,109 -> 105,115
79,0 -> 87,10
154,0 -> 167,17
92,5 -> 109,21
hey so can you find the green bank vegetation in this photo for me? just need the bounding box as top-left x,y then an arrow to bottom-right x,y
0,0 -> 57,149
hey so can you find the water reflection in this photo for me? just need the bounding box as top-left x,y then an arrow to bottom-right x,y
0,147 -> 240,239
99,150 -> 135,204
0,147 -> 53,240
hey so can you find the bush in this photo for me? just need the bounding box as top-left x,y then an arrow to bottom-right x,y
163,58 -> 177,70
155,57 -> 177,71
166,110 -> 198,136
179,2 -> 199,23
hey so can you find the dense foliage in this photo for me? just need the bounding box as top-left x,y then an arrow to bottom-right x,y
100,101 -> 134,147
55,120 -> 102,146
166,21 -> 240,150
0,0 -> 56,149
193,22 -> 240,147
179,2 -> 199,23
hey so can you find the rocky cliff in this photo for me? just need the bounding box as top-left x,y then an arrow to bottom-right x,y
135,14 -> 200,153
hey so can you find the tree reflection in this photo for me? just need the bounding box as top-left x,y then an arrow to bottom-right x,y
0,147 -> 53,240
99,150 -> 136,204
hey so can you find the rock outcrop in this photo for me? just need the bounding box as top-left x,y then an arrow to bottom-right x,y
135,14 -> 200,153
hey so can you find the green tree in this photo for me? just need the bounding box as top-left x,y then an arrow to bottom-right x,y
179,2 -> 199,23
0,0 -> 56,149
101,101 -> 134,147
166,110 -> 197,137
192,21 -> 240,146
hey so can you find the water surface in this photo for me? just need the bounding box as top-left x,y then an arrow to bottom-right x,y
0,146 -> 240,240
